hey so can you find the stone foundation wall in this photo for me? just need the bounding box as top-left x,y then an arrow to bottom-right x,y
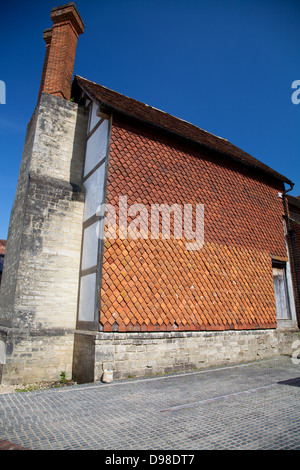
1,326 -> 298,385
73,327 -> 300,383
0,327 -> 74,385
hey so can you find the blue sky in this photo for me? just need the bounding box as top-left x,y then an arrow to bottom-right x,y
0,0 -> 299,239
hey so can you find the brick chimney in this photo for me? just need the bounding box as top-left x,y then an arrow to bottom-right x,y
39,3 -> 85,101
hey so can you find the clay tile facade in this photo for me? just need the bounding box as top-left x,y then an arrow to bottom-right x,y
96,114 -> 289,332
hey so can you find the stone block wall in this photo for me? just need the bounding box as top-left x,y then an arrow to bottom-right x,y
73,327 -> 299,383
0,327 -> 74,385
0,93 -> 88,384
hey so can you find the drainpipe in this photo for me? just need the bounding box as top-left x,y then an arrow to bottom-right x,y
282,183 -> 300,308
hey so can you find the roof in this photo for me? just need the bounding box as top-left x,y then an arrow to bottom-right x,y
0,240 -> 6,256
73,75 -> 293,186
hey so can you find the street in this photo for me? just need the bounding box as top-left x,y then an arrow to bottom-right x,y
0,356 -> 300,451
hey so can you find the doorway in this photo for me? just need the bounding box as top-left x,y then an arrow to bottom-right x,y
272,261 -> 291,320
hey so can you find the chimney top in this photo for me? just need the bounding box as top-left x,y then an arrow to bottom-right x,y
38,3 -> 85,101
51,3 -> 85,36
43,28 -> 53,44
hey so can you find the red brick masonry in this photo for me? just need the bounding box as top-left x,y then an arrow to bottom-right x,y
40,4 -> 84,101
99,115 -> 287,332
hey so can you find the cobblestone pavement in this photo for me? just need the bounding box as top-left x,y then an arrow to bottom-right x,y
0,356 -> 300,451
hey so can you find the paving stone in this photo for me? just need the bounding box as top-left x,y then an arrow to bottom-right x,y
0,356 -> 300,450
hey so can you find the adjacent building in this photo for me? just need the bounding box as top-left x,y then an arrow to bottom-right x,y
0,3 -> 298,385
0,240 -> 6,287
286,195 -> 300,323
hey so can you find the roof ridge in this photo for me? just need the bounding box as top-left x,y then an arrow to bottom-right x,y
73,75 -> 293,185
75,75 -> 230,143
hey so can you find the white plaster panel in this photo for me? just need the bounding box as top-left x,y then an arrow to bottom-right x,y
89,101 -> 101,132
84,119 -> 109,177
78,273 -> 96,322
81,223 -> 99,271
83,164 -> 106,221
